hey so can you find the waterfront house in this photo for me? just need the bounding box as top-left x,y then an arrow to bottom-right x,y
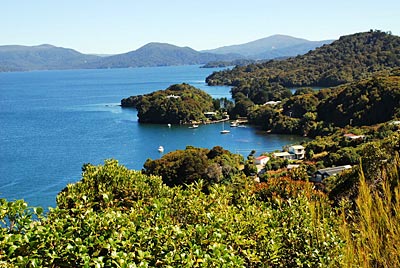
288,145 -> 305,159
272,152 -> 292,160
255,155 -> 270,166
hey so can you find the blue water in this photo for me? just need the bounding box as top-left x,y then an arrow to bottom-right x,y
0,65 -> 306,209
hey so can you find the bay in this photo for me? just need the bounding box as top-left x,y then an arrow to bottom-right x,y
0,65 -> 306,209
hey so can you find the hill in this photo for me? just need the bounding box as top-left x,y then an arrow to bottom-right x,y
203,34 -> 333,59
124,83 -> 218,124
0,44 -> 100,72
245,71 -> 400,137
84,42 -> 240,69
206,30 -> 400,87
0,43 -> 241,71
316,74 -> 400,127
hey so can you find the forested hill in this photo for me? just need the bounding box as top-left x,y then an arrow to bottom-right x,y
206,30 -> 400,87
0,44 -> 99,72
83,43 -> 240,69
124,83 -> 216,124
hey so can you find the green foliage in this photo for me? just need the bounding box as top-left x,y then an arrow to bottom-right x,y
340,153 -> 400,267
143,146 -> 243,189
247,73 -> 400,136
282,93 -> 319,118
132,83 -> 216,124
231,79 -> 292,105
317,75 -> 400,127
57,159 -> 168,211
264,157 -> 289,171
0,160 -> 343,267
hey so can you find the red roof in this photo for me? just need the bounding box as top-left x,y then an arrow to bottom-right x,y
256,155 -> 269,160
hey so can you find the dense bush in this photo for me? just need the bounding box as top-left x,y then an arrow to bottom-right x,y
143,145 -> 243,189
0,159 -> 343,267
127,83 -> 216,124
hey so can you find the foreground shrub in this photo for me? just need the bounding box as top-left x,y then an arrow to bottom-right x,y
0,160 -> 343,267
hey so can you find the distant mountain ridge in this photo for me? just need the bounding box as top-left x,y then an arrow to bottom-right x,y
0,44 -> 99,72
203,34 -> 334,59
0,34 -> 334,72
83,42 -> 240,69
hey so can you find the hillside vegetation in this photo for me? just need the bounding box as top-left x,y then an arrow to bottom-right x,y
143,146 -> 243,188
246,72 -> 400,136
122,83 -> 218,124
0,159 -> 343,267
1,131 -> 399,266
206,30 -> 400,87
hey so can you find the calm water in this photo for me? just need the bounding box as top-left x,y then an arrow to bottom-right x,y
0,65 -> 306,209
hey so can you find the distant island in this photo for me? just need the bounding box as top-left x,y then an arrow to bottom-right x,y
121,83 -> 229,124
0,34 -> 333,72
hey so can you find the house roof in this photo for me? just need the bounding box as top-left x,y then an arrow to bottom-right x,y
264,101 -> 281,105
290,145 -> 305,150
316,165 -> 352,177
273,152 -> 291,157
344,133 -> 365,139
287,164 -> 300,169
256,155 -> 269,160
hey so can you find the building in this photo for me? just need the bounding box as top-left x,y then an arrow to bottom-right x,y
204,112 -> 217,118
263,100 -> 281,106
343,133 -> 365,140
273,145 -> 305,160
288,145 -> 305,159
287,164 -> 300,170
312,165 -> 352,182
254,155 -> 270,166
166,94 -> 180,99
272,152 -> 293,160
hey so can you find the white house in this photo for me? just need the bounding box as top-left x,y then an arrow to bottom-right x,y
263,100 -> 281,106
343,133 -> 365,140
255,155 -> 270,166
272,152 -> 292,160
288,145 -> 305,159
166,94 -> 180,99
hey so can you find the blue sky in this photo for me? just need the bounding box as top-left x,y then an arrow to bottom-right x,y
1,0 -> 399,54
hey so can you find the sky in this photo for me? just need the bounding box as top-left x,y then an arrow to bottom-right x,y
1,0 -> 399,54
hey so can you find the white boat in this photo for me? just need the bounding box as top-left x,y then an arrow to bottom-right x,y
158,146 -> 164,152
220,122 -> 230,134
230,121 -> 239,127
188,124 -> 199,129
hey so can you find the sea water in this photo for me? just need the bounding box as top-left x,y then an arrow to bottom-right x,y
0,65 -> 306,209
